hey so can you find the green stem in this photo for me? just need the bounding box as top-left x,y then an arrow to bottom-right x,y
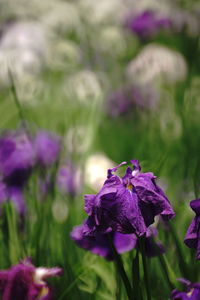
115,263 -> 121,300
108,235 -> 133,300
8,69 -> 25,121
132,248 -> 143,300
168,222 -> 188,278
158,254 -> 174,290
140,239 -> 151,300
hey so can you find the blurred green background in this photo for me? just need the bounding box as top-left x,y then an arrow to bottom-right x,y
0,0 -> 200,299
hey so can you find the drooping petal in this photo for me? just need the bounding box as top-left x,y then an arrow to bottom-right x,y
70,223 -> 136,260
184,199 -> 200,259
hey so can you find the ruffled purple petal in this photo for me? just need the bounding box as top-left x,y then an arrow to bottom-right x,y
84,194 -> 96,215
184,199 -> 200,259
190,199 -> 200,215
132,173 -> 175,223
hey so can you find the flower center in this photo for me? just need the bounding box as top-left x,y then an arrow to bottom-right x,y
126,183 -> 133,191
37,286 -> 49,299
187,288 -> 194,297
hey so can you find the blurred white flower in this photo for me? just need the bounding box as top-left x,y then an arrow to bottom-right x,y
65,126 -> 91,155
159,98 -> 182,140
47,40 -> 80,71
78,0 -> 127,25
97,26 -> 127,56
126,0 -> 171,15
127,44 -> 187,85
184,76 -> 200,123
160,110 -> 182,140
63,70 -> 103,104
0,22 -> 48,86
170,10 -> 199,36
52,200 -> 68,223
84,153 -> 114,191
41,2 -> 80,35
0,0 -> 53,19
14,77 -> 45,105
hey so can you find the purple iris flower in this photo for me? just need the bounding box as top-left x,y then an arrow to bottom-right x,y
126,10 -> 172,39
0,258 -> 63,300
171,278 -> 200,299
34,131 -> 61,167
84,160 -> 175,236
57,161 -> 82,198
70,222 -> 137,260
0,132 -> 34,214
184,199 -> 200,259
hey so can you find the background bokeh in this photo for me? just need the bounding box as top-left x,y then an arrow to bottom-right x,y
0,0 -> 200,299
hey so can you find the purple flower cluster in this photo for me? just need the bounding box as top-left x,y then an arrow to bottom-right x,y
125,10 -> 172,39
171,278 -> 200,300
0,258 -> 62,300
184,199 -> 200,260
71,160 -> 173,259
0,129 -> 61,214
0,131 -> 34,214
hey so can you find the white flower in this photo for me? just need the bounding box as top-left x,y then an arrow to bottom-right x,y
52,200 -> 69,223
47,40 -> 80,71
65,126 -> 91,155
41,2 -> 80,34
78,0 -> 127,25
85,153 -> 115,191
127,44 -> 187,85
96,26 -> 127,56
63,70 -> 103,104
0,22 -> 48,86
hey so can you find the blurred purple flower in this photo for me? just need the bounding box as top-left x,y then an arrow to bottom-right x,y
0,132 -> 34,187
125,10 -> 172,39
70,222 -> 137,260
0,131 -> 34,214
171,278 -> 200,299
184,199 -> 200,259
84,160 -> 175,236
57,161 -> 82,198
106,85 -> 159,117
34,131 -> 61,167
0,258 -> 63,300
